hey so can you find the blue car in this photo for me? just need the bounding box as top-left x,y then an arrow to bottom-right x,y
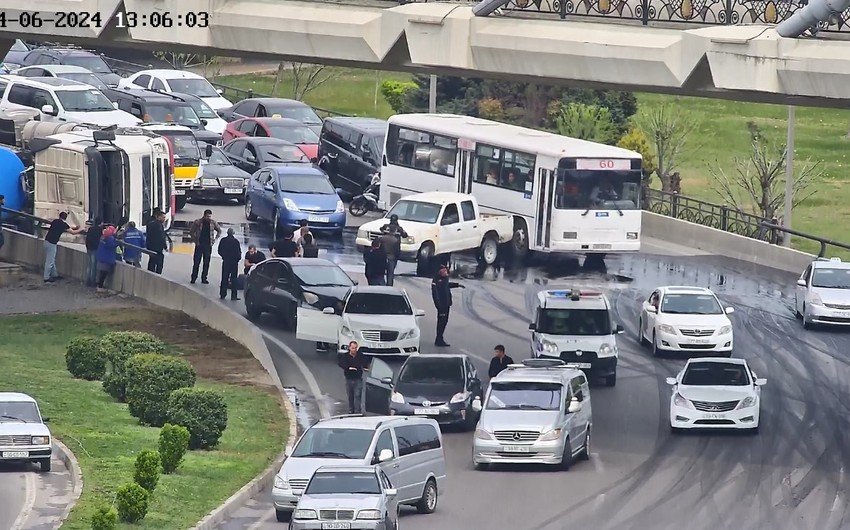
244,164 -> 346,237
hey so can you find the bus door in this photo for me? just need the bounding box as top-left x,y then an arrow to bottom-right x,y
535,168 -> 556,249
456,138 -> 475,194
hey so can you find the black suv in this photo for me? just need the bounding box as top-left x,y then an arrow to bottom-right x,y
318,117 -> 386,194
20,47 -> 121,86
104,87 -> 221,144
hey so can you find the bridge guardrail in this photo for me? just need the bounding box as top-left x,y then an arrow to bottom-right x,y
759,222 -> 850,258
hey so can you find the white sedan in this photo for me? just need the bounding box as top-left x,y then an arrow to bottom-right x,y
638,286 -> 734,357
795,257 -> 850,329
667,357 -> 765,433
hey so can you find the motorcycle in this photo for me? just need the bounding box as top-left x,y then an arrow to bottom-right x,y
349,173 -> 381,217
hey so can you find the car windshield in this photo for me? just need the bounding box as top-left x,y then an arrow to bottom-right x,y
268,124 -> 319,144
399,358 -> 463,384
267,104 -> 322,125
165,78 -> 220,98
208,148 -> 232,165
661,293 -> 722,315
682,362 -> 750,386
62,72 -> 107,90
292,264 -> 353,287
260,144 -> 310,163
185,98 -> 218,119
345,293 -> 411,315
164,133 -> 201,160
811,267 -> 850,289
56,89 -> 115,112
291,428 -> 373,459
486,382 -> 562,411
143,104 -> 202,128
536,308 -> 610,335
306,472 -> 381,495
278,174 -> 335,194
386,200 -> 442,224
64,55 -> 111,73
0,401 -> 40,423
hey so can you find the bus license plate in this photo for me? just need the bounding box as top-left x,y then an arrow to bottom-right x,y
414,408 -> 440,415
308,215 -> 329,223
322,523 -> 351,530
3,451 -> 28,458
503,445 -> 530,453
174,190 -> 186,195
224,188 -> 242,194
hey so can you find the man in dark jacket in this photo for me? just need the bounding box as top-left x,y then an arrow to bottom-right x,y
84,217 -> 103,286
217,227 -> 242,300
145,210 -> 168,274
270,229 -> 299,258
379,221 -> 407,286
338,341 -> 368,414
488,344 -> 514,378
431,263 -> 463,347
363,239 -> 387,286
189,209 -> 222,284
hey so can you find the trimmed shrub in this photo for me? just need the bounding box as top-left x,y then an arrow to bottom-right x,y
115,482 -> 149,523
166,388 -> 228,450
90,505 -> 118,530
126,354 -> 196,426
133,450 -> 162,492
65,336 -> 106,380
100,331 -> 166,401
159,423 -> 190,474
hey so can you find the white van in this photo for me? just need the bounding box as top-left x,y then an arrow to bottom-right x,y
529,289 -> 623,387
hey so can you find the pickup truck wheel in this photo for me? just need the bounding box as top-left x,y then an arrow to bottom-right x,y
416,243 -> 435,277
478,235 -> 499,266
245,197 -> 257,221
175,196 -> 187,211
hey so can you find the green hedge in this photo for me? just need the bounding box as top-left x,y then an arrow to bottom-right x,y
134,449 -> 162,492
126,354 -> 196,426
90,505 -> 117,530
115,482 -> 149,523
101,331 -> 166,402
166,388 -> 228,450
159,423 -> 190,474
65,336 -> 106,380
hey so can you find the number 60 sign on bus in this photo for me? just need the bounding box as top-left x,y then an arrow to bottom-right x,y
576,159 -> 632,171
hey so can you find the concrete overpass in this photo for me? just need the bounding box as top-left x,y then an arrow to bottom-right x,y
1,0 -> 850,107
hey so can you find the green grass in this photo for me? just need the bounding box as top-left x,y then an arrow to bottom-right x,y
0,313 -> 288,530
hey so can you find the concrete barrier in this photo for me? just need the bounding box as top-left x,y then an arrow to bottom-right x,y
641,211 -> 814,274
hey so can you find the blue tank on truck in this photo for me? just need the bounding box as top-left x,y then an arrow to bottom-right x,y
0,146 -> 25,212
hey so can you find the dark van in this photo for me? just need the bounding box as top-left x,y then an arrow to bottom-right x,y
318,117 -> 386,194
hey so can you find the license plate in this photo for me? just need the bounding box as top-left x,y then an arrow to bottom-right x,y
224,188 -> 242,194
174,189 -> 186,195
322,523 -> 351,530
414,408 -> 440,415
592,243 -> 612,249
3,451 -> 28,458
704,413 -> 724,420
691,339 -> 710,344
567,362 -> 592,369
308,215 -> 330,223
502,445 -> 531,453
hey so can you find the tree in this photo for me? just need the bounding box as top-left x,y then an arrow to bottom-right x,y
709,122 -> 822,220
380,80 -> 418,113
635,103 -> 698,193
554,103 -> 617,144
618,127 -> 657,182
153,52 -> 221,77
272,63 -> 339,101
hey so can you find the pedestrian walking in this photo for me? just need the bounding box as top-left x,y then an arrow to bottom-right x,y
488,344 -> 515,378
145,210 -> 168,274
270,229 -> 299,258
120,221 -> 146,267
43,212 -> 83,283
364,239 -> 387,286
84,217 -> 103,286
218,227 -> 242,300
0,194 -> 5,255
301,232 -> 319,258
431,263 -> 464,347
189,209 -> 222,284
243,244 -> 266,275
95,225 -> 120,291
379,221 -> 406,286
338,341 -> 368,414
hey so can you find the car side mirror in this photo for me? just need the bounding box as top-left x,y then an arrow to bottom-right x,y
574,390 -> 584,402
647,305 -> 657,313
384,488 -> 397,497
205,144 -> 213,158
471,397 -> 482,412
112,101 -> 119,109
665,377 -> 677,385
796,279 -> 806,287
725,307 -> 735,315
568,399 -> 582,414
284,448 -> 291,457
322,307 -> 335,314
378,448 -> 394,462
217,88 -> 224,95
414,309 -> 426,317
310,157 -> 318,164
615,324 -> 624,334
380,376 -> 393,385
755,378 -> 767,386
201,119 -> 208,126
528,322 -> 536,331
41,104 -> 56,116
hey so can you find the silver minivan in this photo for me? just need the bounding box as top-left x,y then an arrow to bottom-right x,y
272,415 -> 446,522
472,359 -> 592,470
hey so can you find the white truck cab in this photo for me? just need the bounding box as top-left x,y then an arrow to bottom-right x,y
529,289 -> 623,387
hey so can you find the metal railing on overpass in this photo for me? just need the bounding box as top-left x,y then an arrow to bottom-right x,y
759,222 -> 850,258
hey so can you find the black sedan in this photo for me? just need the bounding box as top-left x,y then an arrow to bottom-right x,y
364,354 -> 484,430
244,257 -> 355,328
189,145 -> 250,203
221,137 -> 314,175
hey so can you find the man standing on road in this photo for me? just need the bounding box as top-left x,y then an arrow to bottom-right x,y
488,345 -> 514,378
84,217 -> 103,286
218,227 -> 242,301
146,210 -> 168,274
338,341 -> 368,414
431,263 -> 463,347
43,212 -> 83,283
270,229 -> 299,258
363,239 -> 387,286
380,221 -> 406,286
189,209 -> 222,284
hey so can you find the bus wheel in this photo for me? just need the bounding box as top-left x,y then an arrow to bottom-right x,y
416,243 -> 435,277
175,196 -> 187,211
511,220 -> 529,260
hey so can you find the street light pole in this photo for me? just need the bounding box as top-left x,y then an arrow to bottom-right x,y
429,75 -> 437,113
783,105 -> 795,247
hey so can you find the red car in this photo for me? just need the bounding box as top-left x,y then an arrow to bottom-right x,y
222,117 -> 319,159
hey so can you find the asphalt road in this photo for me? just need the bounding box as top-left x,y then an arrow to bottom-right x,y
162,202 -> 850,529
0,454 -> 74,530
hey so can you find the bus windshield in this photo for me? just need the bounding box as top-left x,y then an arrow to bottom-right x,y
554,163 -> 641,211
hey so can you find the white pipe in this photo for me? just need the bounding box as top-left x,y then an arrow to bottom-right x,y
776,0 -> 850,37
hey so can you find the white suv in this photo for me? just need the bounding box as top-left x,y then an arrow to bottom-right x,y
0,75 -> 140,127
119,69 -> 232,110
795,257 -> 850,329
0,392 -> 53,472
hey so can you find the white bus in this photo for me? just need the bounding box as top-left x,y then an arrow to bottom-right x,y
380,114 -> 643,256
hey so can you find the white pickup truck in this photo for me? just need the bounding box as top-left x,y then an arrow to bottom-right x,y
356,192 -> 514,273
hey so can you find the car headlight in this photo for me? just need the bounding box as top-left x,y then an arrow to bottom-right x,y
283,197 -> 300,212
340,325 -> 354,337
474,427 -> 494,440
357,229 -> 367,240
335,200 -> 345,213
717,325 -> 732,335
302,292 -> 319,305
391,391 -> 405,404
402,235 -> 415,245
626,231 -> 639,240
658,324 -> 676,334
599,343 -> 614,357
398,327 -> 419,340
273,475 -> 288,490
539,428 -> 562,441
357,510 -> 382,520
810,293 -> 824,306
673,392 -> 693,409
538,339 -> 558,353
293,509 -> 317,520
31,436 -> 49,445
736,396 -> 757,409
202,178 -> 218,187
450,391 -> 468,404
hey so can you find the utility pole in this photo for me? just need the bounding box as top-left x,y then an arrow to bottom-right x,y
429,75 -> 437,113
783,105 -> 795,247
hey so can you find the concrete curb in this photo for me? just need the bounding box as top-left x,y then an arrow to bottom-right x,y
53,438 -> 83,529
